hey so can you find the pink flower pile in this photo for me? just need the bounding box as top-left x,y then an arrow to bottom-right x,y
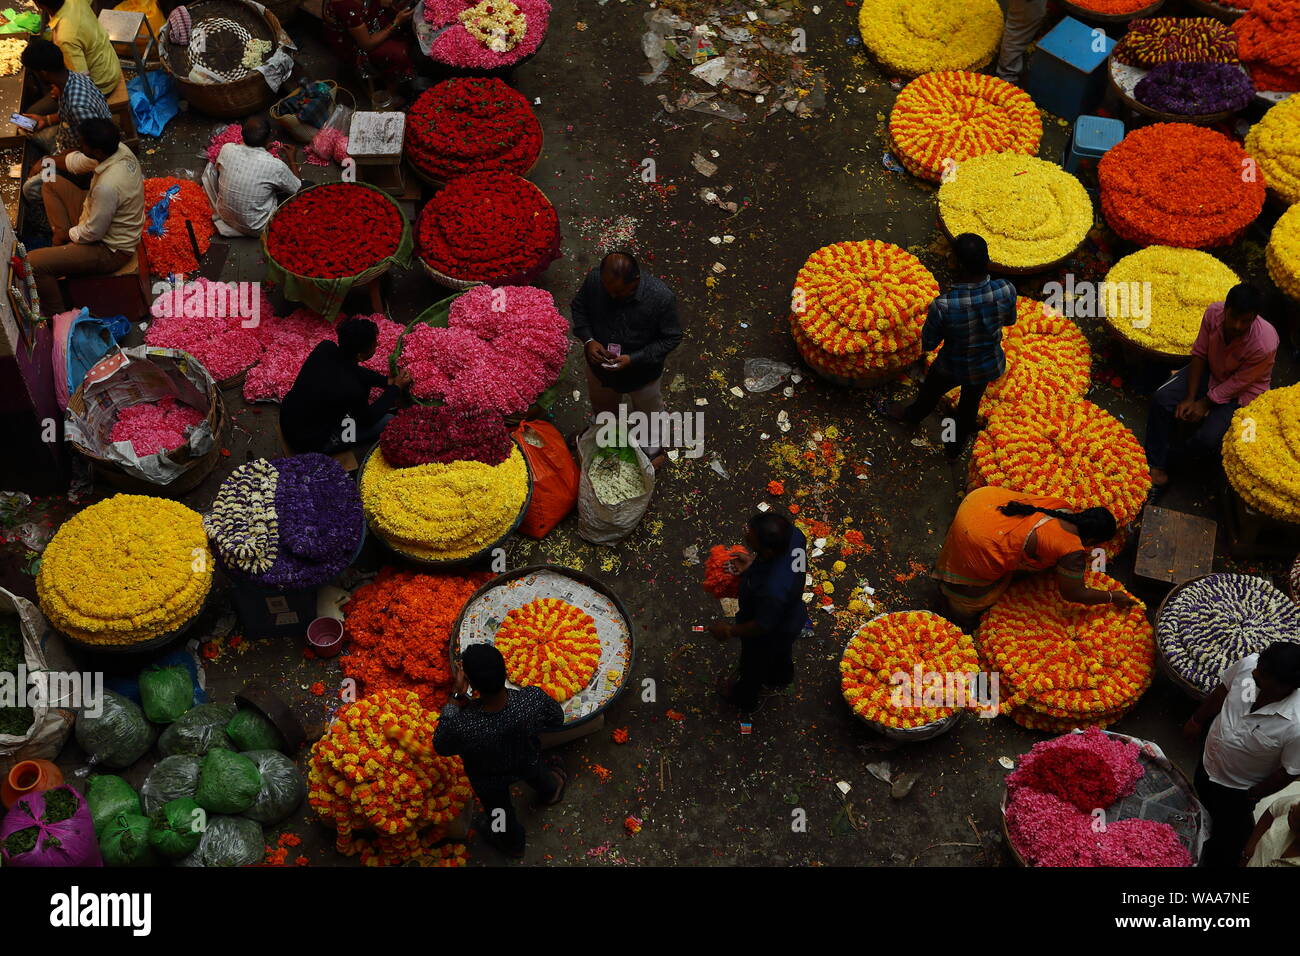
144,278 -> 271,381
424,0 -> 549,69
1007,727 -> 1144,812
307,127 -> 349,167
242,310 -> 406,404
398,285 -> 568,415
206,123 -> 284,164
109,396 -> 205,457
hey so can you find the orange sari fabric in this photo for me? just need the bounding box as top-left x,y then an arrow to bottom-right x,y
935,486 -> 1083,588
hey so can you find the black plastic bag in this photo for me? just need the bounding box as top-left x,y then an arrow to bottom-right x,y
158,703 -> 237,757
186,815 -> 263,867
241,750 -> 304,824
75,690 -> 155,769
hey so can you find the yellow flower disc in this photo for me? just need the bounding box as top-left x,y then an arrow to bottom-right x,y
494,597 -> 601,702
889,71 -> 1041,182
938,153 -> 1093,270
1246,95 -> 1300,206
360,446 -> 529,561
37,494 -> 212,645
858,0 -> 1004,77
1266,203 -> 1300,301
1103,246 -> 1239,356
1223,384 -> 1300,523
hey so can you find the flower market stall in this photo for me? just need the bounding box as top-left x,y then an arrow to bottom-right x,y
1248,94 -> 1300,207
416,0 -> 550,75
452,565 -> 634,729
1267,202 -> 1300,299
1222,383 -> 1300,526
404,77 -> 543,184
1061,0 -> 1166,23
856,0 -> 1003,77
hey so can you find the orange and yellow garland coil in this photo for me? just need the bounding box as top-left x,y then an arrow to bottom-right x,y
493,597 -> 602,703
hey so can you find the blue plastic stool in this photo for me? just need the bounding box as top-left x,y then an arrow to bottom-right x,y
1024,17 -> 1115,122
1065,115 -> 1125,173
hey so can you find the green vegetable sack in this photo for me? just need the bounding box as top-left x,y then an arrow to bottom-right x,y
85,775 -> 141,836
226,707 -> 285,752
241,750 -> 305,824
99,812 -> 158,867
75,690 -> 156,768
158,703 -> 237,757
194,750 -> 262,814
147,797 -> 204,859
138,665 -> 193,724
183,816 -> 263,867
140,755 -> 201,816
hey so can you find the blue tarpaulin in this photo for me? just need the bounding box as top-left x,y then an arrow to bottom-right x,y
129,71 -> 180,138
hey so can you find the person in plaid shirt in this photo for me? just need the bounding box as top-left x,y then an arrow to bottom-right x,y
18,38 -> 111,155
888,233 -> 1017,460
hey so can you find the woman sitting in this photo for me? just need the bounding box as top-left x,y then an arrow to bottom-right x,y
933,486 -> 1135,619
322,0 -> 417,105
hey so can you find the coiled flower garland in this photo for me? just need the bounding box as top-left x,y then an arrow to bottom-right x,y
493,598 -> 601,702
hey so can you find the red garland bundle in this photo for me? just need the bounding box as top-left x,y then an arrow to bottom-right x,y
266,184 -> 403,278
703,545 -> 748,599
416,172 -> 559,282
143,178 -> 214,277
379,405 -> 513,467
405,78 -> 543,181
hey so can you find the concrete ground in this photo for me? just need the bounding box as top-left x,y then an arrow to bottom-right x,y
7,1 -> 1298,866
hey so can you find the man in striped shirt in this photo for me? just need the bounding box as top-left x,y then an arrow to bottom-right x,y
889,233 -> 1017,460
18,37 -> 111,154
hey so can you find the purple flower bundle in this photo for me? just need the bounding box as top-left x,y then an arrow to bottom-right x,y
1134,62 -> 1255,116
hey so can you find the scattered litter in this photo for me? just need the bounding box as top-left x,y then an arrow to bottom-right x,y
865,762 -> 892,785
998,756 -> 1015,770
881,151 -> 905,174
729,386 -> 745,398
691,152 -> 718,176
743,358 -> 793,392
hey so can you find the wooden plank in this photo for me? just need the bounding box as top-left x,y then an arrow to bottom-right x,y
1134,504 -> 1217,585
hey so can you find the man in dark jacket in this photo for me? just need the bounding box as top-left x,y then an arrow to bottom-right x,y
279,317 -> 408,455
433,644 -> 566,858
570,250 -> 683,467
709,512 -> 809,712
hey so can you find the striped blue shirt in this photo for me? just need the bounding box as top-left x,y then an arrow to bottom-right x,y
922,277 -> 1018,384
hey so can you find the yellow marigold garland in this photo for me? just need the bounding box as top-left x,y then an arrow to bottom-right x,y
858,0 -> 1004,77
840,611 -> 981,729
977,572 -> 1153,731
939,153 -> 1094,270
493,597 -> 601,702
889,71 -> 1041,182
1222,384 -> 1300,523
36,495 -> 212,645
306,689 -> 472,866
360,446 -> 529,561
1102,246 -> 1239,356
1266,203 -> 1300,300
1246,85 -> 1300,205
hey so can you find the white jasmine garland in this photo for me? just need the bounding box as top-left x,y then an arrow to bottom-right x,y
204,459 -> 280,574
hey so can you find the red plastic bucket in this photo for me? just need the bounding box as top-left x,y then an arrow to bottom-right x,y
307,617 -> 345,658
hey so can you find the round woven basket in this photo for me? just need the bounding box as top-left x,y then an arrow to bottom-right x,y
160,0 -> 282,119
86,390 -> 228,498
1153,574 -> 1214,702
1107,60 -> 1243,127
1186,0 -> 1245,22
861,710 -> 963,742
1061,0 -> 1164,24
217,367 -> 249,391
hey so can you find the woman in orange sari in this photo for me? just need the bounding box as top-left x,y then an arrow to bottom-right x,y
934,486 -> 1136,618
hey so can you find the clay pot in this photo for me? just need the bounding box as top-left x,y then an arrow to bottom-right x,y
2,759 -> 65,809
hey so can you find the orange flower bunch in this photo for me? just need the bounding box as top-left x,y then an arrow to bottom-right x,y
343,568 -> 492,709
494,598 -> 601,702
703,545 -> 748,599
970,397 -> 1150,533
889,71 -> 1041,182
977,573 -> 1153,732
789,241 -> 939,379
307,689 -> 471,866
1235,0 -> 1300,92
1098,123 -> 1266,248
928,298 -> 1090,416
840,611 -> 982,729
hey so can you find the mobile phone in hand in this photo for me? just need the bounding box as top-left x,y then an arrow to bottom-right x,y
10,114 -> 37,132
602,343 -> 622,369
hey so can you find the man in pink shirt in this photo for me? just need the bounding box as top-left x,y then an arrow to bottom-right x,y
1146,284 -> 1277,488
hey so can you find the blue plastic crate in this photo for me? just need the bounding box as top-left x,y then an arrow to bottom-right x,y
1025,16 -> 1115,123
1065,115 -> 1125,172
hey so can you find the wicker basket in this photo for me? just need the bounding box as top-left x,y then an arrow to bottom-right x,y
1153,574 -> 1214,702
1107,61 -> 1243,127
161,0 -> 284,119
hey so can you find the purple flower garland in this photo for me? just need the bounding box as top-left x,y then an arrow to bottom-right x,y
1134,62 -> 1255,116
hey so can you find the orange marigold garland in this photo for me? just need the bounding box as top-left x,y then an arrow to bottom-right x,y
1097,123 -> 1266,248
703,545 -> 748,599
493,597 -> 601,702
840,611 -> 982,729
306,689 -> 472,866
977,573 -> 1153,731
142,178 -> 214,277
889,71 -> 1041,182
1234,0 -> 1300,93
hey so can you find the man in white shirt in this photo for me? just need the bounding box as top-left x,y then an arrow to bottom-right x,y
201,114 -> 301,237
1184,643 -> 1300,867
27,117 -> 144,314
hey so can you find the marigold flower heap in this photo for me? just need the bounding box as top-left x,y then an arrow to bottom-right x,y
857,0 -> 1003,76
889,72 -> 1040,182
144,278 -> 270,381
424,0 -> 549,70
493,598 -> 601,702
1234,0 -> 1300,92
266,184 -> 404,278
977,573 -> 1153,731
788,240 -> 939,380
938,154 -> 1093,270
343,569 -> 491,709
702,545 -> 748,599
1113,17 -> 1239,67
109,396 -> 205,457
416,172 -> 559,283
380,405 -> 513,467
1266,203 -> 1300,299
1103,246 -> 1239,356
840,611 -> 981,729
37,495 -> 212,645
1247,96 -> 1300,205
1098,123 -> 1265,248
970,397 -> 1151,535
405,78 -> 542,181
143,178 -> 213,277
307,690 -> 471,866
1222,383 -> 1300,522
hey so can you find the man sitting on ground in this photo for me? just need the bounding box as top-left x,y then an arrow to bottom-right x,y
201,114 -> 301,237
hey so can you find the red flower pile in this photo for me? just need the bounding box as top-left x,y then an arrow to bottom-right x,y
1007,727 -> 1144,812
1234,0 -> 1300,92
378,405 -> 514,467
416,172 -> 559,282
143,178 -> 213,277
1098,123 -> 1266,248
266,184 -> 403,278
703,545 -> 748,599
405,78 -> 543,182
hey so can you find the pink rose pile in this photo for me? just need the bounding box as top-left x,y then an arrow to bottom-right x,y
398,285 -> 568,415
109,396 -> 205,457
424,0 -> 549,70
144,278 -> 271,381
307,127 -> 350,167
1007,726 -> 1145,812
243,311 -> 405,404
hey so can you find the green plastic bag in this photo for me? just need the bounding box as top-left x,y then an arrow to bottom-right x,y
85,775 -> 141,836
226,708 -> 285,752
139,665 -> 193,724
194,750 -> 261,814
241,750 -> 304,824
148,797 -> 204,859
158,703 -> 237,757
75,690 -> 156,769
99,812 -> 158,867
140,755 -> 201,816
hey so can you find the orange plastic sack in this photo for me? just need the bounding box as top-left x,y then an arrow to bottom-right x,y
512,421 -> 579,538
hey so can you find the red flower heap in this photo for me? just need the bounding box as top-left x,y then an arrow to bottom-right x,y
405,78 -> 542,181
379,405 -> 513,467
1098,123 -> 1265,248
416,172 -> 559,282
703,545 -> 748,599
1235,0 -> 1300,92
143,178 -> 214,277
266,184 -> 403,278
1007,727 -> 1143,811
